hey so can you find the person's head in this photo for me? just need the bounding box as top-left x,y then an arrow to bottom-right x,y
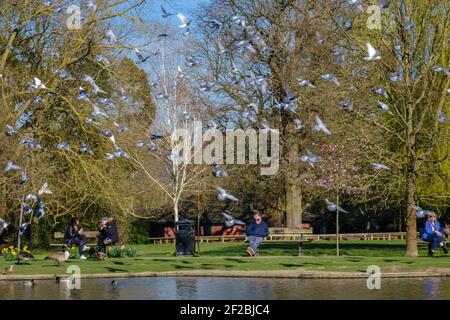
427,212 -> 436,222
100,217 -> 109,227
253,212 -> 262,224
70,217 -> 80,226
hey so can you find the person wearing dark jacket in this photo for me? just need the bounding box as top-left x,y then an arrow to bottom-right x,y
64,217 -> 88,259
97,217 -> 118,253
245,213 -> 269,256
421,211 -> 448,256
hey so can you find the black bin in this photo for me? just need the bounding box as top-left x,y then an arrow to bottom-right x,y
175,219 -> 195,256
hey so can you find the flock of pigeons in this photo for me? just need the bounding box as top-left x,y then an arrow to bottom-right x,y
2,2 -> 450,239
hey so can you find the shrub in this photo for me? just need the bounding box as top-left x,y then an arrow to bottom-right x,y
107,245 -> 137,258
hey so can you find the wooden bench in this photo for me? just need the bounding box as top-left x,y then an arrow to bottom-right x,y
50,231 -> 98,247
148,235 -> 246,244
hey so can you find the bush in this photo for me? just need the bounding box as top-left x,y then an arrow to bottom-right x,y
1,246 -> 17,261
107,245 -> 137,258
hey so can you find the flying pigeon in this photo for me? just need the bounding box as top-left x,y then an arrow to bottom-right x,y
299,151 -> 323,167
77,87 -> 90,100
0,218 -> 9,230
320,73 -> 340,86
377,101 -> 393,114
4,160 -> 21,174
438,112 -> 450,123
92,104 -> 107,118
413,205 -> 426,218
325,199 -> 348,213
176,13 -> 191,28
212,163 -> 228,177
15,109 -> 33,130
373,86 -> 388,98
364,43 -> 381,61
95,55 -> 110,65
372,163 -> 391,170
294,118 -> 305,130
20,171 -> 28,184
105,29 -> 117,43
222,211 -> 246,228
79,143 -> 94,156
340,101 -> 353,111
167,151 -> 184,163
5,124 -> 15,137
217,187 -> 238,201
31,77 -> 47,90
83,75 -> 105,94
38,182 -> 52,195
432,66 -> 450,76
297,78 -> 316,89
313,116 -> 331,135
161,4 -> 174,18
390,72 -> 402,82
19,223 -> 29,236
135,48 -> 151,64
56,142 -> 71,152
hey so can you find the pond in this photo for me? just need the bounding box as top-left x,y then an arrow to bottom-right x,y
0,276 -> 449,300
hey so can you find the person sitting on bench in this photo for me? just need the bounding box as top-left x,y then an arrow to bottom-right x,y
421,211 -> 448,257
97,217 -> 119,253
245,212 -> 269,257
64,217 -> 88,260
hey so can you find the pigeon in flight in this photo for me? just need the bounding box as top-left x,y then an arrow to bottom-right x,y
212,163 -> 228,177
79,143 -> 94,156
217,187 -> 238,201
297,78 -> 316,89
56,142 -> 71,152
364,43 -> 381,61
19,223 -> 29,236
320,74 -> 340,86
432,66 -> 450,76
0,218 -> 9,230
83,75 -> 105,94
413,205 -> 426,218
377,101 -> 393,115
105,29 -> 117,43
5,124 -> 15,137
313,116 -> 331,135
438,112 -> 450,123
31,77 -> 47,90
135,48 -> 151,64
4,160 -> 21,175
294,118 -> 305,130
372,163 -> 391,170
38,182 -> 52,195
340,101 -> 353,111
299,151 -> 323,167
222,211 -> 246,228
373,86 -> 389,98
161,5 -> 174,18
325,199 -> 348,213
176,13 -> 191,28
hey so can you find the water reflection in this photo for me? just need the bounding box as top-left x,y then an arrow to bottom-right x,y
0,277 -> 449,300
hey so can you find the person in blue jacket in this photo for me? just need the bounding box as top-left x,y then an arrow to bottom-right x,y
245,212 -> 269,256
421,211 -> 448,256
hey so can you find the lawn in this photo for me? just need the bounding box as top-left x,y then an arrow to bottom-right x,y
0,240 -> 448,276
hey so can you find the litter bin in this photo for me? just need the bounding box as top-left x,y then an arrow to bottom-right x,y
175,219 -> 195,256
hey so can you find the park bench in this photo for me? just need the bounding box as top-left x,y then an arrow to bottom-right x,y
148,235 -> 246,244
50,231 -> 98,247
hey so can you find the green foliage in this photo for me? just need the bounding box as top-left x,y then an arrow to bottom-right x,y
107,245 -> 137,258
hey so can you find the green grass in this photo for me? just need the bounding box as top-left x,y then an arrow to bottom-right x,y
0,241 -> 447,276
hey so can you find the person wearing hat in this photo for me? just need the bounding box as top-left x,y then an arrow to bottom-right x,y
97,217 -> 114,253
421,211 -> 448,256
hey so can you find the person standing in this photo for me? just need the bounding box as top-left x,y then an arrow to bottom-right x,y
421,212 -> 448,257
245,212 -> 269,257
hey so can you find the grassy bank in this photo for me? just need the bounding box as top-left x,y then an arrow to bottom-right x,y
0,241 -> 448,276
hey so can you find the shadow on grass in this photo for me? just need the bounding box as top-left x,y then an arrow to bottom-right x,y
105,267 -> 128,273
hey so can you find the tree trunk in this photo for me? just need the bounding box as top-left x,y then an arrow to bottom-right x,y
174,199 -> 179,222
405,176 -> 418,257
286,184 -> 300,228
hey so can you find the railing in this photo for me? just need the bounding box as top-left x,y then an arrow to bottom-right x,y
148,232 -> 412,244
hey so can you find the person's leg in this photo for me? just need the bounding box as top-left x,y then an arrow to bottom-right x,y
248,236 -> 259,253
252,237 -> 264,256
247,236 -> 256,256
97,235 -> 106,253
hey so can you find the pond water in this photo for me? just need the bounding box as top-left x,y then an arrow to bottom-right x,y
0,276 -> 449,300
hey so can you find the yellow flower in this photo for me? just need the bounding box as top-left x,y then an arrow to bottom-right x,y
9,246 -> 13,249
11,252 -> 16,256
120,245 -> 125,250
23,245 -> 28,251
